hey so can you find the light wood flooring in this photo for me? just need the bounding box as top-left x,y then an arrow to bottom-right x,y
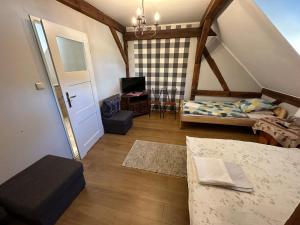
57,112 -> 257,225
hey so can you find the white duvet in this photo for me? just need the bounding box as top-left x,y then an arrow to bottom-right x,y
186,137 -> 300,225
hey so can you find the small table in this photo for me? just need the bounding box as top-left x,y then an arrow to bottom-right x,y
252,117 -> 300,148
121,92 -> 150,117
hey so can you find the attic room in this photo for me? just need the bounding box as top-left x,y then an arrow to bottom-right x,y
0,0 -> 300,224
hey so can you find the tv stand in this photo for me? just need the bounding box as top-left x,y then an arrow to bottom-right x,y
121,91 -> 150,117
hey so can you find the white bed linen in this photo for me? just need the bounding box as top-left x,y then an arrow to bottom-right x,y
186,137 -> 300,225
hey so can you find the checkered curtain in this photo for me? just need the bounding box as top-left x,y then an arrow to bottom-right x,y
134,38 -> 190,103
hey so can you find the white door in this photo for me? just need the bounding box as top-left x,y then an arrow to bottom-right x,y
41,19 -> 103,159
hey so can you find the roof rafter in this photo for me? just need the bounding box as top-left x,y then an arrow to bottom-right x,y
124,27 -> 216,41
57,0 -> 126,33
200,0 -> 233,28
190,0 -> 233,100
203,47 -> 230,91
109,27 -> 128,65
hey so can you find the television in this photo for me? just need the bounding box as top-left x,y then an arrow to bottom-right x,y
121,77 -> 145,93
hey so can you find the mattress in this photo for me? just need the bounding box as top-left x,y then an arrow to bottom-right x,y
183,100 -> 248,118
186,137 -> 300,225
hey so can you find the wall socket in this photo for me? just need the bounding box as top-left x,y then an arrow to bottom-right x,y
35,82 -> 45,90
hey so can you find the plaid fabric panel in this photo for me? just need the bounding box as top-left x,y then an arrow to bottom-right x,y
134,37 -> 190,102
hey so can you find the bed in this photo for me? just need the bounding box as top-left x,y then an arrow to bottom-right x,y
180,99 -> 280,128
186,137 -> 300,225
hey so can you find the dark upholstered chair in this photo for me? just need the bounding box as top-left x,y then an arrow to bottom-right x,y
0,155 -> 85,225
101,94 -> 133,135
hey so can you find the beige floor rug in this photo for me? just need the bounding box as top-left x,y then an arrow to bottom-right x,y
122,140 -> 187,177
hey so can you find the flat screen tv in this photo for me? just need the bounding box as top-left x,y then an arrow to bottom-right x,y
121,77 -> 145,93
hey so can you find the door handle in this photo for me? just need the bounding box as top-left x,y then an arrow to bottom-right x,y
66,92 -> 76,108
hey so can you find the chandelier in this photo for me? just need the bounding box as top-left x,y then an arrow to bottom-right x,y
132,0 -> 160,38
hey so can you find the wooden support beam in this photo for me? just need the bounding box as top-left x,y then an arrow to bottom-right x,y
191,37 -> 202,91
124,27 -> 216,41
109,27 -> 128,69
190,0 -> 233,100
195,19 -> 212,64
57,0 -> 126,33
190,19 -> 212,100
262,88 -> 300,107
123,36 -> 129,78
200,0 -> 233,28
200,0 -> 216,28
193,90 -> 262,98
203,47 -> 229,91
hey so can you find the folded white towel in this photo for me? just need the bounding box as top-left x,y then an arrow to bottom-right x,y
192,156 -> 253,192
192,157 -> 234,187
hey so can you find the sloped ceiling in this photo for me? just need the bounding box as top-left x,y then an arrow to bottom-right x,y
216,0 -> 300,97
85,0 -> 210,26
86,0 -> 299,98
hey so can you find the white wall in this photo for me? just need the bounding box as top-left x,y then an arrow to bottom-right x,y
0,0 -> 125,184
184,36 -> 261,100
84,19 -> 125,101
216,0 -> 300,98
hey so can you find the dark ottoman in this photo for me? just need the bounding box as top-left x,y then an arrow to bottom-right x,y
102,110 -> 133,134
0,155 -> 85,225
101,94 -> 133,135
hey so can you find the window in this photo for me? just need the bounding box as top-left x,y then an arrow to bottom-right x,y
56,37 -> 87,72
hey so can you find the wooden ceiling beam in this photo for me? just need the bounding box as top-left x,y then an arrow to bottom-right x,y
200,0 -> 233,28
194,19 -> 212,64
193,90 -> 262,98
124,27 -> 216,41
123,36 -> 130,77
190,0 -> 233,100
109,27 -> 129,77
203,47 -> 230,91
190,19 -> 212,99
57,0 -> 126,33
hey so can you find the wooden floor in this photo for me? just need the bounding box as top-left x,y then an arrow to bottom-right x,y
57,112 -> 257,225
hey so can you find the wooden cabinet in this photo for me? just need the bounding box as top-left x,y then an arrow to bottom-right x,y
121,92 -> 150,117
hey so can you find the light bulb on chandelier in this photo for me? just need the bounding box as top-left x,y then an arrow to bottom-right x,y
132,17 -> 137,26
154,12 -> 160,25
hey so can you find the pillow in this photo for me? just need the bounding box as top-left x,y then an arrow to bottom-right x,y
239,98 -> 275,113
273,107 -> 288,119
101,95 -> 120,118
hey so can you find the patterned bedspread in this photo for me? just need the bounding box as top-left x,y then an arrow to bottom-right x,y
183,100 -> 248,118
187,137 -> 300,225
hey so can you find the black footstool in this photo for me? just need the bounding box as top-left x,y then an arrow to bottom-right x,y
102,110 -> 133,134
0,155 -> 85,225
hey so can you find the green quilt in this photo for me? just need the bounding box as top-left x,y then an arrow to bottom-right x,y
183,100 -> 248,118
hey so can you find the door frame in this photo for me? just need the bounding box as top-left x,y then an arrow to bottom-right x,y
30,15 -> 103,159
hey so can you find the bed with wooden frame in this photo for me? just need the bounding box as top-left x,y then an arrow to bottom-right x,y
180,111 -> 256,128
179,99 -> 288,129
179,105 -> 256,128
179,88 -> 300,128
